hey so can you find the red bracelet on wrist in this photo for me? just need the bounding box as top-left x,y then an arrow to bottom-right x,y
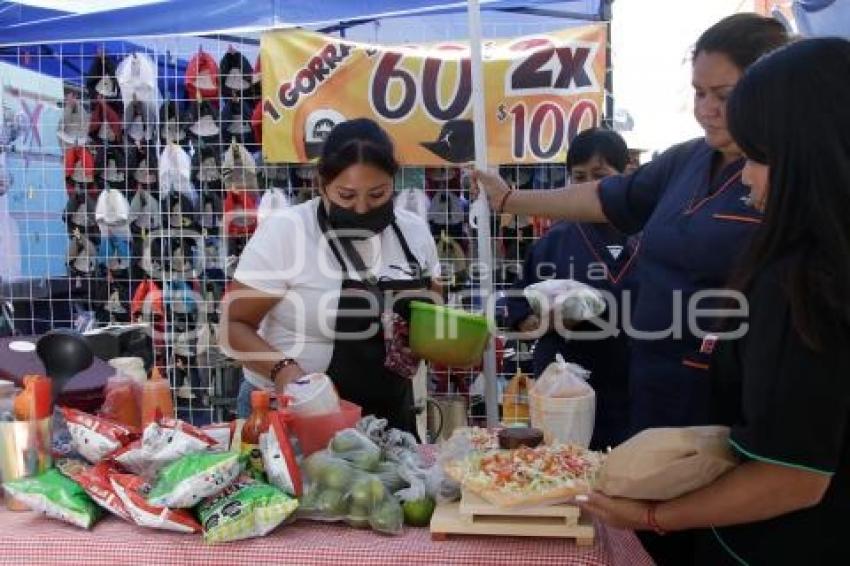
496,189 -> 514,213
646,504 -> 666,535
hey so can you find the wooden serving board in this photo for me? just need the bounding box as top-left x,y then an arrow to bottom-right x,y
430,490 -> 595,545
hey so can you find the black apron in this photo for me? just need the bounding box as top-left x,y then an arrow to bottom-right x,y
318,206 -> 431,434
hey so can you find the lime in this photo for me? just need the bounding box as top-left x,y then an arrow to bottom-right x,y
402,497 -> 436,527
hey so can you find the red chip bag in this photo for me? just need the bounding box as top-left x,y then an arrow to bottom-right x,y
56,458 -> 131,522
109,473 -> 201,533
111,417 -> 217,477
61,407 -> 138,464
260,412 -> 302,497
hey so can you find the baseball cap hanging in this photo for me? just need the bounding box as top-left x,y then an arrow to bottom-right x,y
85,52 -> 120,102
131,278 -> 164,321
200,190 -> 223,231
159,143 -> 195,201
186,50 -> 220,102
57,93 -> 90,147
185,99 -> 220,140
89,97 -> 122,144
95,188 -> 131,225
116,52 -> 160,141
160,99 -> 186,144
97,145 -> 135,189
164,191 -> 200,230
192,146 -> 221,184
129,187 -> 161,232
125,96 -> 153,144
64,146 -> 95,184
67,233 -> 98,274
223,190 -> 258,237
221,140 -> 258,191
219,48 -> 253,98
133,146 -> 158,187
221,96 -> 255,145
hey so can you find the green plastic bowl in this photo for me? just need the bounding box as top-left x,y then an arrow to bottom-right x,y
409,301 -> 490,367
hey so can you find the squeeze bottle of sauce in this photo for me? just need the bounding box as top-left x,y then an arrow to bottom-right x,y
241,390 -> 271,480
13,375 -> 52,420
140,367 -> 174,427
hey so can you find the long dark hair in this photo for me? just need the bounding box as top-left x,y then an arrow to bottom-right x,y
317,118 -> 399,186
727,38 -> 850,349
693,13 -> 789,70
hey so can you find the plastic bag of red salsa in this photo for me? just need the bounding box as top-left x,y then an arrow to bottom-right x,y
110,473 -> 201,533
56,458 -> 132,522
60,407 -> 138,464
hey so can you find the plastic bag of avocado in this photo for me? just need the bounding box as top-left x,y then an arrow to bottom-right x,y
197,474 -> 298,543
297,450 -> 404,535
327,429 -> 382,472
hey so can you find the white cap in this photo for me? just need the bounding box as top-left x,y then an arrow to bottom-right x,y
159,144 -> 194,200
95,188 -> 131,225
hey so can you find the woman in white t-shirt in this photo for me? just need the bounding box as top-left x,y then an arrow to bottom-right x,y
222,119 -> 441,433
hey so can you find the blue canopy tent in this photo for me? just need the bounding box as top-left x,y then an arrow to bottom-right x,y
792,0 -> 850,38
0,1 -> 605,45
0,1 -> 608,107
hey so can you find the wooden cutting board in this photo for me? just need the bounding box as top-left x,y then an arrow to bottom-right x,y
430,489 -> 595,544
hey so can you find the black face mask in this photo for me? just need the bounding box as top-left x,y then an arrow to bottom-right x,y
326,199 -> 395,237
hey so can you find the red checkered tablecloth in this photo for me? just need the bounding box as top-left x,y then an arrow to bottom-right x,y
0,508 -> 653,566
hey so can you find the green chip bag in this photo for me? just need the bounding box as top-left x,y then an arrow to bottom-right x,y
147,452 -> 241,508
197,475 -> 299,543
3,468 -> 102,529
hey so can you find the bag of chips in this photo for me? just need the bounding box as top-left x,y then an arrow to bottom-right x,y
147,451 -> 241,508
61,407 -> 138,464
3,468 -> 102,529
56,458 -> 131,521
110,473 -> 201,533
260,413 -> 302,497
112,417 -> 217,477
197,474 -> 298,543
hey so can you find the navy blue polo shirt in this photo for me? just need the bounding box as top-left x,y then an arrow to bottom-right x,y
598,138 -> 762,429
506,221 -> 640,448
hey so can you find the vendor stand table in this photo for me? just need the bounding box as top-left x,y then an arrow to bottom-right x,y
0,507 -> 652,565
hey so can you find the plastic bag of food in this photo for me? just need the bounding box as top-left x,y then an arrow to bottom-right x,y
56,458 -> 131,522
298,450 -> 404,535
110,473 -> 201,533
532,354 -> 593,398
327,429 -> 382,472
197,474 -> 299,543
61,407 -> 138,464
524,278 -> 606,323
147,451 -> 241,508
373,460 -> 407,494
356,416 -> 419,463
112,417 -> 217,477
260,412 -> 302,497
3,468 -> 101,529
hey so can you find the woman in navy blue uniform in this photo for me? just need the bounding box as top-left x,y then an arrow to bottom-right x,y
477,14 -> 789,433
580,37 -> 850,566
505,128 -> 638,449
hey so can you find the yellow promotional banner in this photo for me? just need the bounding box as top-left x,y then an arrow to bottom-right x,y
261,25 -> 607,165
